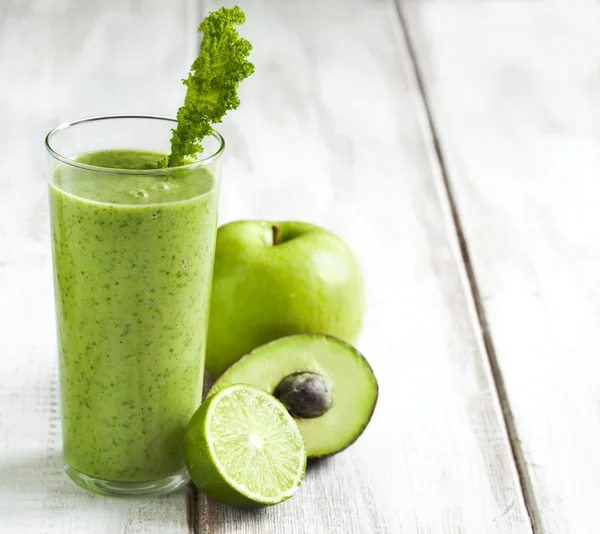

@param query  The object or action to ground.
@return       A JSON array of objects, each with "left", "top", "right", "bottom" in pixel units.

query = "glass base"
[{"left": 64, "top": 464, "right": 190, "bottom": 497}]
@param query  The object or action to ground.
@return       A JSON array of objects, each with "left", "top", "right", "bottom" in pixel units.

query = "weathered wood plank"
[
  {"left": 195, "top": 1, "right": 532, "bottom": 532},
  {"left": 0, "top": 1, "right": 197, "bottom": 532},
  {"left": 0, "top": 0, "right": 535, "bottom": 531},
  {"left": 400, "top": 0, "right": 600, "bottom": 532}
]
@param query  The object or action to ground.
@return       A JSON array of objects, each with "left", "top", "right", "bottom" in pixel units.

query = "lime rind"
[{"left": 187, "top": 384, "right": 306, "bottom": 507}]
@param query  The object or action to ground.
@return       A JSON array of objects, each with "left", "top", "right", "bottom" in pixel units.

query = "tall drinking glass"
[{"left": 45, "top": 115, "right": 223, "bottom": 496}]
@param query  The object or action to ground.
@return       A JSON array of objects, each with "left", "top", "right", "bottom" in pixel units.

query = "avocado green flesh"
[{"left": 209, "top": 335, "right": 378, "bottom": 457}]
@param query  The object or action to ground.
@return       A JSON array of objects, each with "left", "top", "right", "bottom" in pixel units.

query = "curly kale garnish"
[{"left": 167, "top": 6, "right": 254, "bottom": 167}]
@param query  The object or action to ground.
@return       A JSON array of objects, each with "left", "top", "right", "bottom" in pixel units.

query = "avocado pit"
[{"left": 273, "top": 371, "right": 333, "bottom": 419}]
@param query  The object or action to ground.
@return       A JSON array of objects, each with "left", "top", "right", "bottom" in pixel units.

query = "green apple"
[{"left": 206, "top": 221, "right": 364, "bottom": 377}]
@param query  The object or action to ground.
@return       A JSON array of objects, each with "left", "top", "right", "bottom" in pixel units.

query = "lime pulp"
[{"left": 184, "top": 384, "right": 306, "bottom": 508}]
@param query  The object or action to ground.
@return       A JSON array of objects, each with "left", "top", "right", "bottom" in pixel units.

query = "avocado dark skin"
[{"left": 273, "top": 371, "right": 333, "bottom": 419}]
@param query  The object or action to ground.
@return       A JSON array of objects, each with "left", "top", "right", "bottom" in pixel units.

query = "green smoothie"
[{"left": 49, "top": 150, "right": 219, "bottom": 482}]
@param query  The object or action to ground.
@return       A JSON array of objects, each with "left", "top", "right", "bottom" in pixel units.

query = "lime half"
[{"left": 184, "top": 384, "right": 306, "bottom": 508}]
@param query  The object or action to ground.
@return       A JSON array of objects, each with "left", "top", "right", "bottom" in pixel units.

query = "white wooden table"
[{"left": 1, "top": 0, "right": 598, "bottom": 532}]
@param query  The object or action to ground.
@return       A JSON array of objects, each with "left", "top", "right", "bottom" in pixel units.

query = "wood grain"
[
  {"left": 0, "top": 1, "right": 196, "bottom": 532},
  {"left": 0, "top": 0, "right": 534, "bottom": 532},
  {"left": 194, "top": 1, "right": 531, "bottom": 532},
  {"left": 399, "top": 0, "right": 600, "bottom": 532}
]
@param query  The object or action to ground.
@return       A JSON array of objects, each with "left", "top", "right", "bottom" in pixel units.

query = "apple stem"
[{"left": 272, "top": 224, "right": 281, "bottom": 246}]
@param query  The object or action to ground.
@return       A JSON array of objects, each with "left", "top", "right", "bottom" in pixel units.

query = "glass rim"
[{"left": 45, "top": 114, "right": 225, "bottom": 176}]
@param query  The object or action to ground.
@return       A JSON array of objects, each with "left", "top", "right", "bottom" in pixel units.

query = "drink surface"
[{"left": 49, "top": 150, "right": 219, "bottom": 481}]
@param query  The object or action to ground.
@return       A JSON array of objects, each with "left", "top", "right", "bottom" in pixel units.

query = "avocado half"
[{"left": 208, "top": 334, "right": 378, "bottom": 458}]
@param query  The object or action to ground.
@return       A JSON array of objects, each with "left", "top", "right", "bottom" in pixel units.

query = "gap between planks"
[
  {"left": 393, "top": 1, "right": 543, "bottom": 532},
  {"left": 187, "top": 484, "right": 198, "bottom": 534},
  {"left": 187, "top": 0, "right": 205, "bottom": 531}
]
